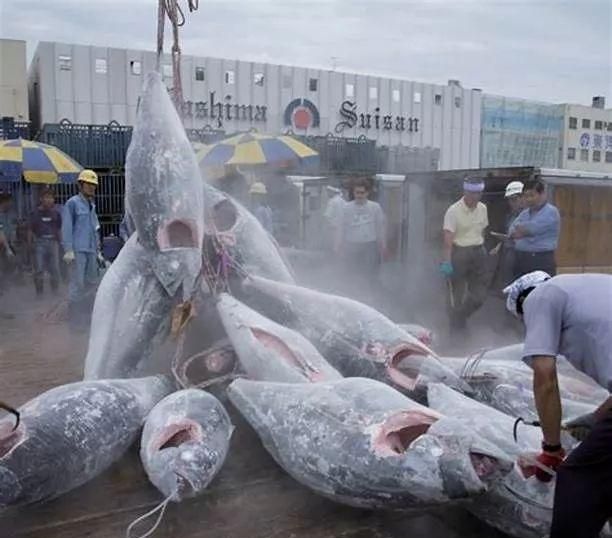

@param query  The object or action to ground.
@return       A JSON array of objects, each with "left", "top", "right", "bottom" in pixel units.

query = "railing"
[{"left": 0, "top": 117, "right": 31, "bottom": 140}]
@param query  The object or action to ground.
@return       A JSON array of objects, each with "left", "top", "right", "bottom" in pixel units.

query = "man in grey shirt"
[{"left": 503, "top": 271, "right": 612, "bottom": 538}]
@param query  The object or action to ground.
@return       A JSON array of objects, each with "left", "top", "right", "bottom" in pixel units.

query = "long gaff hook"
[{"left": 0, "top": 401, "right": 20, "bottom": 431}]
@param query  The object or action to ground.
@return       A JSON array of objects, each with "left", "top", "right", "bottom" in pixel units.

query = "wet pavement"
[{"left": 0, "top": 281, "right": 512, "bottom": 538}]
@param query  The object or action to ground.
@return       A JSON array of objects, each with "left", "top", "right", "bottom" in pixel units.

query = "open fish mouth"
[
  {"left": 154, "top": 420, "right": 203, "bottom": 451},
  {"left": 371, "top": 410, "right": 501, "bottom": 482},
  {"left": 250, "top": 327, "right": 325, "bottom": 382},
  {"left": 386, "top": 344, "right": 432, "bottom": 391},
  {"left": 157, "top": 219, "right": 200, "bottom": 250}
]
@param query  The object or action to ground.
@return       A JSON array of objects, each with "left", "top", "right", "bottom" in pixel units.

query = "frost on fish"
[
  {"left": 243, "top": 276, "right": 469, "bottom": 401},
  {"left": 84, "top": 234, "right": 175, "bottom": 380},
  {"left": 202, "top": 182, "right": 294, "bottom": 284},
  {"left": 438, "top": 344, "right": 608, "bottom": 421},
  {"left": 216, "top": 293, "right": 341, "bottom": 383},
  {"left": 125, "top": 71, "right": 203, "bottom": 299},
  {"left": 427, "top": 383, "right": 574, "bottom": 538},
  {"left": 140, "top": 389, "right": 233, "bottom": 501},
  {"left": 0, "top": 376, "right": 174, "bottom": 507},
  {"left": 228, "top": 377, "right": 511, "bottom": 510}
]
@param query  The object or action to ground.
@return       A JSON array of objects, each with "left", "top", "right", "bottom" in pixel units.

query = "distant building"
[
  {"left": 480, "top": 95, "right": 563, "bottom": 168},
  {"left": 0, "top": 39, "right": 29, "bottom": 121},
  {"left": 559, "top": 97, "right": 612, "bottom": 173},
  {"left": 28, "top": 41, "right": 482, "bottom": 170}
]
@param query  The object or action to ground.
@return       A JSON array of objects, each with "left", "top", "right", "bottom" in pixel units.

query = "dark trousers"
[
  {"left": 33, "top": 237, "right": 60, "bottom": 292},
  {"left": 513, "top": 250, "right": 556, "bottom": 279},
  {"left": 448, "top": 245, "right": 488, "bottom": 326},
  {"left": 550, "top": 409, "right": 612, "bottom": 538}
]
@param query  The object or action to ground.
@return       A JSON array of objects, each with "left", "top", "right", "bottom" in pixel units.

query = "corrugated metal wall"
[{"left": 30, "top": 41, "right": 482, "bottom": 170}]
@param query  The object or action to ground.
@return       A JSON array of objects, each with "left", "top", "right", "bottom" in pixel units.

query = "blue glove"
[{"left": 439, "top": 261, "right": 454, "bottom": 277}]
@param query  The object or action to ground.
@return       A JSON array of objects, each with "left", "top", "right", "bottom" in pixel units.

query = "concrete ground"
[{"left": 0, "top": 270, "right": 513, "bottom": 538}]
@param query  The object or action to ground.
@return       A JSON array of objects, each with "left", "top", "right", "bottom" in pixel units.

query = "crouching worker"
[{"left": 503, "top": 271, "right": 612, "bottom": 538}]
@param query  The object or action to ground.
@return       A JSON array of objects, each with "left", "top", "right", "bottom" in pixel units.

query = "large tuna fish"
[
  {"left": 0, "top": 376, "right": 173, "bottom": 507},
  {"left": 216, "top": 293, "right": 341, "bottom": 383},
  {"left": 202, "top": 183, "right": 294, "bottom": 284},
  {"left": 140, "top": 389, "right": 233, "bottom": 502},
  {"left": 227, "top": 377, "right": 511, "bottom": 510},
  {"left": 243, "top": 276, "right": 469, "bottom": 401},
  {"left": 438, "top": 344, "right": 609, "bottom": 421},
  {"left": 125, "top": 71, "right": 203, "bottom": 300},
  {"left": 427, "top": 383, "right": 577, "bottom": 538},
  {"left": 84, "top": 234, "right": 176, "bottom": 380}
]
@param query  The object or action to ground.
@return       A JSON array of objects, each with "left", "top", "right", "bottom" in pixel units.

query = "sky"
[{"left": 1, "top": 0, "right": 611, "bottom": 105}]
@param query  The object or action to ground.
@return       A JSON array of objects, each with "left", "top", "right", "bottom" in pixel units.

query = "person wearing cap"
[
  {"left": 62, "top": 169, "right": 102, "bottom": 323},
  {"left": 28, "top": 188, "right": 62, "bottom": 296},
  {"left": 440, "top": 178, "right": 489, "bottom": 331},
  {"left": 509, "top": 178, "right": 560, "bottom": 278},
  {"left": 249, "top": 181, "right": 274, "bottom": 235},
  {"left": 503, "top": 271, "right": 612, "bottom": 538},
  {"left": 490, "top": 180, "right": 525, "bottom": 286}
]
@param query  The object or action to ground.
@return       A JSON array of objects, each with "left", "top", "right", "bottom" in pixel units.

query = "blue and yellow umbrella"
[
  {"left": 0, "top": 138, "right": 83, "bottom": 184},
  {"left": 198, "top": 132, "right": 318, "bottom": 168}
]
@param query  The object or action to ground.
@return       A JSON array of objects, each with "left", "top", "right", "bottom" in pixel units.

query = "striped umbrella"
[
  {"left": 198, "top": 132, "right": 318, "bottom": 168},
  {"left": 0, "top": 138, "right": 83, "bottom": 184}
]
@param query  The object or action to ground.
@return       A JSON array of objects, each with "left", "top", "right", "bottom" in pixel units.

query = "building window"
[
  {"left": 282, "top": 74, "right": 292, "bottom": 89},
  {"left": 254, "top": 73, "right": 264, "bottom": 87},
  {"left": 392, "top": 89, "right": 400, "bottom": 103},
  {"left": 569, "top": 117, "right": 577, "bottom": 129},
  {"left": 593, "top": 150, "right": 601, "bottom": 162},
  {"left": 95, "top": 58, "right": 107, "bottom": 74},
  {"left": 195, "top": 67, "right": 205, "bottom": 81},
  {"left": 434, "top": 94, "right": 442, "bottom": 105},
  {"left": 414, "top": 91, "right": 422, "bottom": 104},
  {"left": 567, "top": 147, "right": 576, "bottom": 160},
  {"left": 606, "top": 151, "right": 612, "bottom": 163},
  {"left": 369, "top": 87, "right": 378, "bottom": 100},
  {"left": 580, "top": 149, "right": 589, "bottom": 161},
  {"left": 345, "top": 83, "right": 354, "bottom": 98},
  {"left": 129, "top": 60, "right": 142, "bottom": 75},
  {"left": 454, "top": 96, "right": 461, "bottom": 108},
  {"left": 162, "top": 64, "right": 172, "bottom": 78},
  {"left": 58, "top": 55, "right": 72, "bottom": 71},
  {"left": 582, "top": 118, "right": 591, "bottom": 129},
  {"left": 607, "top": 122, "right": 612, "bottom": 131},
  {"left": 595, "top": 120, "right": 603, "bottom": 130},
  {"left": 309, "top": 78, "right": 318, "bottom": 92},
  {"left": 225, "top": 70, "right": 235, "bottom": 84}
]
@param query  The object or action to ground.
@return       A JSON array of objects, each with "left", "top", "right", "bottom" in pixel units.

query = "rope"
[{"left": 125, "top": 493, "right": 173, "bottom": 538}]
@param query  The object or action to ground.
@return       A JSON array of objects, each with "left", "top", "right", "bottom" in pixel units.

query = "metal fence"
[{"left": 0, "top": 117, "right": 32, "bottom": 140}]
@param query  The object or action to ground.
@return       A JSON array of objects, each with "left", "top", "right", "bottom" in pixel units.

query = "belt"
[
  {"left": 453, "top": 244, "right": 484, "bottom": 250},
  {"left": 37, "top": 235, "right": 57, "bottom": 240}
]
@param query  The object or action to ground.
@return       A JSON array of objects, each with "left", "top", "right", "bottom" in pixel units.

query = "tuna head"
[
  {"left": 227, "top": 377, "right": 509, "bottom": 509},
  {"left": 216, "top": 293, "right": 341, "bottom": 383},
  {"left": 243, "top": 276, "right": 470, "bottom": 400},
  {"left": 202, "top": 183, "right": 295, "bottom": 283},
  {"left": 125, "top": 71, "right": 204, "bottom": 298},
  {"left": 140, "top": 390, "right": 233, "bottom": 501}
]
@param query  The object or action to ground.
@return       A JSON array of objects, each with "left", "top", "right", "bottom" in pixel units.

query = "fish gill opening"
[
  {"left": 375, "top": 411, "right": 438, "bottom": 455},
  {"left": 157, "top": 421, "right": 202, "bottom": 451},
  {"left": 158, "top": 219, "right": 199, "bottom": 249},
  {"left": 213, "top": 200, "right": 238, "bottom": 232},
  {"left": 386, "top": 345, "right": 430, "bottom": 391},
  {"left": 250, "top": 327, "right": 323, "bottom": 382}
]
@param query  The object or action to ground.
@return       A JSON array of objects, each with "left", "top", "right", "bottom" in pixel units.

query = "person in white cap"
[
  {"left": 503, "top": 271, "right": 612, "bottom": 538},
  {"left": 440, "top": 177, "right": 489, "bottom": 331}
]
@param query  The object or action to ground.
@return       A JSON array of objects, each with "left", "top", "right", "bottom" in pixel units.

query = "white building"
[
  {"left": 0, "top": 39, "right": 29, "bottom": 120},
  {"left": 28, "top": 41, "right": 482, "bottom": 170},
  {"left": 559, "top": 98, "right": 612, "bottom": 173}
]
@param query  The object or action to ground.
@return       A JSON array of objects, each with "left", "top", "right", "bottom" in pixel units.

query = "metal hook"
[{"left": 0, "top": 401, "right": 20, "bottom": 431}]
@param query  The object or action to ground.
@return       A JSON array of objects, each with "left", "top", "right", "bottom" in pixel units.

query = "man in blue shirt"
[
  {"left": 62, "top": 170, "right": 101, "bottom": 323},
  {"left": 509, "top": 178, "right": 560, "bottom": 278}
]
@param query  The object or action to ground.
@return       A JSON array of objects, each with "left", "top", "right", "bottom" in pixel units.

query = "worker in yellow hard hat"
[
  {"left": 249, "top": 181, "right": 274, "bottom": 234},
  {"left": 61, "top": 169, "right": 102, "bottom": 328}
]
